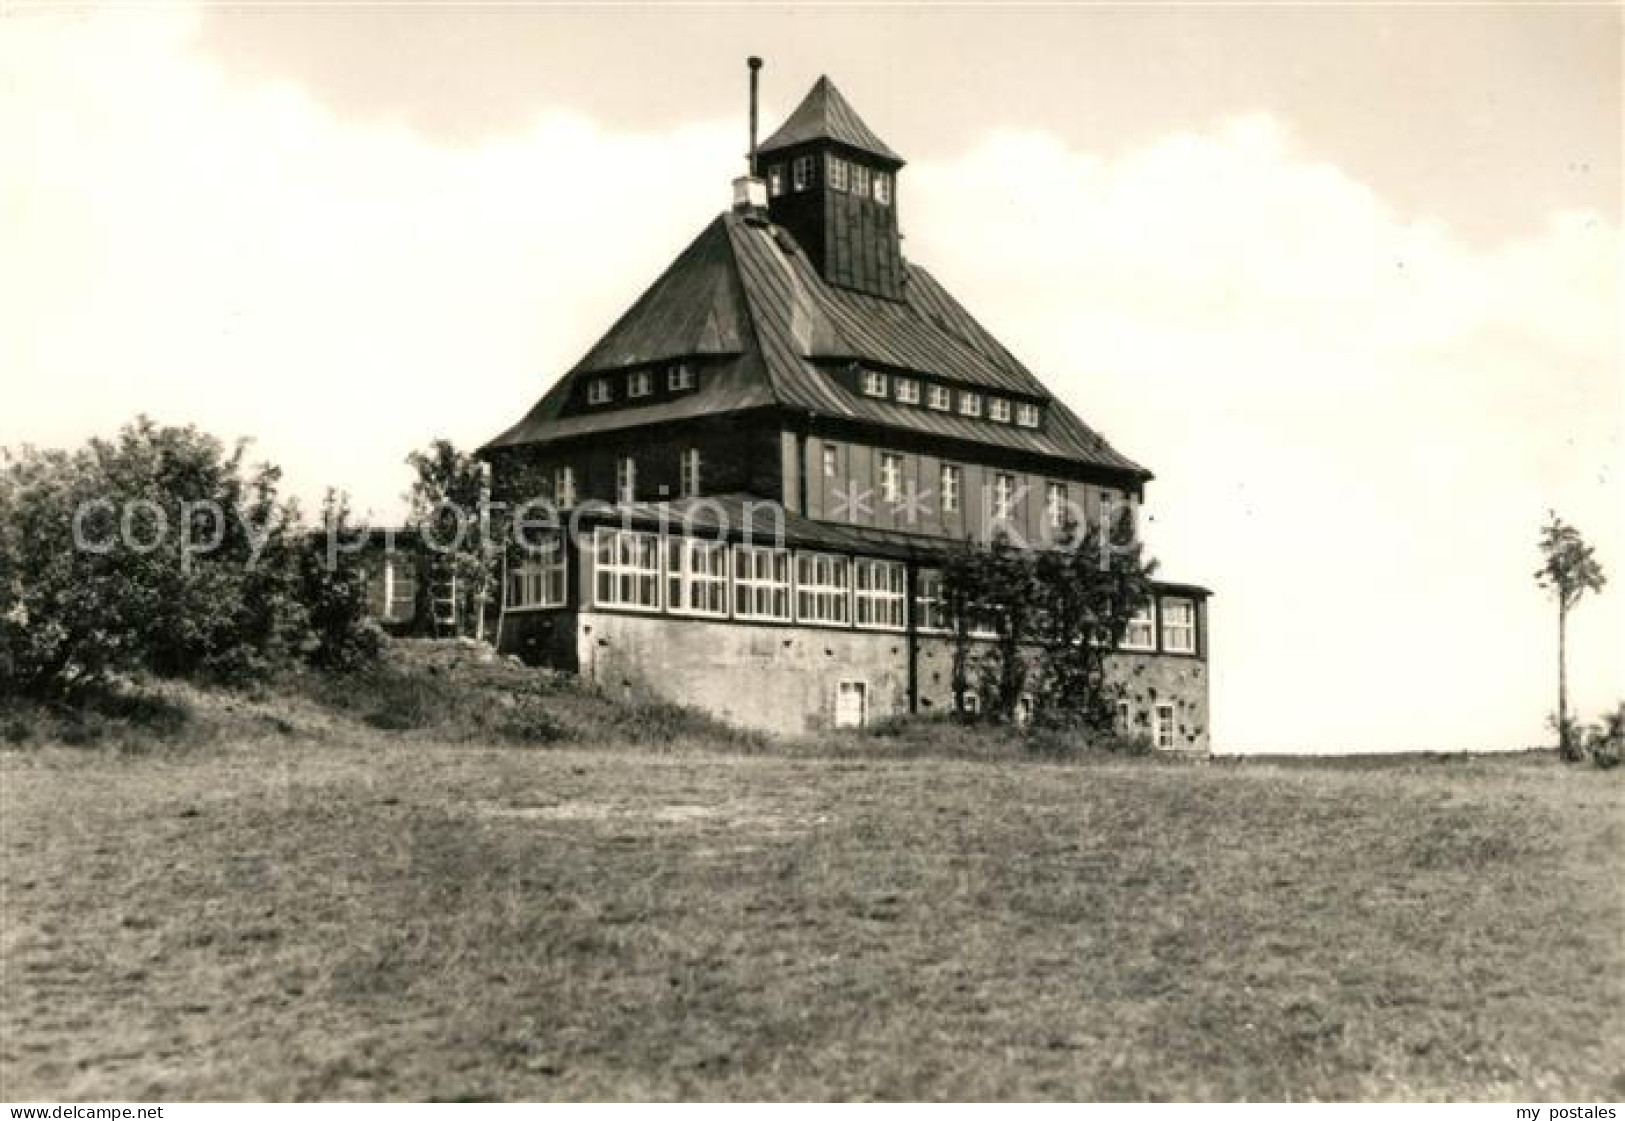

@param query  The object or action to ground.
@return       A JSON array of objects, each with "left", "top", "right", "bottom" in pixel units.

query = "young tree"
[
  {"left": 404, "top": 439, "right": 496, "bottom": 641},
  {"left": 1535, "top": 512, "right": 1607, "bottom": 761}
]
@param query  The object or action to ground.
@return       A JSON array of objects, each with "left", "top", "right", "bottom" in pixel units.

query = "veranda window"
[
  {"left": 665, "top": 537, "right": 728, "bottom": 617},
  {"left": 1122, "top": 603, "right": 1155, "bottom": 650},
  {"left": 796, "top": 551, "right": 852, "bottom": 625},
  {"left": 594, "top": 528, "right": 660, "bottom": 610},
  {"left": 733, "top": 544, "right": 791, "bottom": 621},
  {"left": 507, "top": 539, "right": 567, "bottom": 610},
  {"left": 914, "top": 567, "right": 950, "bottom": 632},
  {"left": 1161, "top": 598, "right": 1196, "bottom": 653},
  {"left": 855, "top": 558, "right": 907, "bottom": 630}
]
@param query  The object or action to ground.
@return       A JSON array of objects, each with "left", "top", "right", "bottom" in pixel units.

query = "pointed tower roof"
[{"left": 757, "top": 76, "right": 903, "bottom": 166}]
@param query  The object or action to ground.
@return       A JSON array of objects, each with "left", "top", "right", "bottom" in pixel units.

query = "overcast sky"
[{"left": 3, "top": 3, "right": 1619, "bottom": 752}]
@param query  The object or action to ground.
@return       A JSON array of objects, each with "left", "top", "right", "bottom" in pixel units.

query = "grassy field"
[{"left": 2, "top": 661, "right": 1621, "bottom": 1101}]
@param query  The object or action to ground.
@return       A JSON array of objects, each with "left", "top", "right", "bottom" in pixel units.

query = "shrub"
[{"left": 1583, "top": 704, "right": 1623, "bottom": 770}]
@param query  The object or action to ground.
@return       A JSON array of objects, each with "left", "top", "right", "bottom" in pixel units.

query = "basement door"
[{"left": 835, "top": 680, "right": 868, "bottom": 729}]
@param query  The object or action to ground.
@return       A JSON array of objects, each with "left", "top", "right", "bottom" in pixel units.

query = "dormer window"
[
  {"left": 587, "top": 378, "right": 611, "bottom": 405},
  {"left": 959, "top": 391, "right": 983, "bottom": 418},
  {"left": 874, "top": 172, "right": 892, "bottom": 206},
  {"left": 1016, "top": 402, "right": 1041, "bottom": 428},
  {"left": 667, "top": 363, "right": 696, "bottom": 391},
  {"left": 861, "top": 369, "right": 888, "bottom": 398},
  {"left": 628, "top": 370, "right": 653, "bottom": 398},
  {"left": 926, "top": 384, "right": 951, "bottom": 411},
  {"left": 828, "top": 157, "right": 848, "bottom": 191},
  {"left": 792, "top": 155, "right": 814, "bottom": 192},
  {"left": 988, "top": 397, "right": 1012, "bottom": 423},
  {"left": 767, "top": 165, "right": 785, "bottom": 197},
  {"left": 895, "top": 377, "right": 920, "bottom": 405},
  {"left": 852, "top": 165, "right": 871, "bottom": 198}
]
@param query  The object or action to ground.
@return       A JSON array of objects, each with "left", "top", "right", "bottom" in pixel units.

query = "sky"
[{"left": 2, "top": 2, "right": 1620, "bottom": 752}]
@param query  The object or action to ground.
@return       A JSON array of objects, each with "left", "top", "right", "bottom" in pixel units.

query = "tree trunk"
[{"left": 1558, "top": 600, "right": 1571, "bottom": 759}]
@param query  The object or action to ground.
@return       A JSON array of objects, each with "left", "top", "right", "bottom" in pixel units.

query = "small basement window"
[
  {"left": 835, "top": 679, "right": 868, "bottom": 729},
  {"left": 1153, "top": 703, "right": 1177, "bottom": 749}
]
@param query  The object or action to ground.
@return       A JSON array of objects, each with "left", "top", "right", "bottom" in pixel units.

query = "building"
[{"left": 479, "top": 69, "right": 1211, "bottom": 746}]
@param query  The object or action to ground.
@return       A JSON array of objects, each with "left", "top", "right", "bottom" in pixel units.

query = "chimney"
[{"left": 732, "top": 57, "right": 768, "bottom": 219}]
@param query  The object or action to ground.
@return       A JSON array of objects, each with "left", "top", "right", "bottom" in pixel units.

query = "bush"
[
  {"left": 1583, "top": 704, "right": 1623, "bottom": 770},
  {"left": 0, "top": 419, "right": 380, "bottom": 698}
]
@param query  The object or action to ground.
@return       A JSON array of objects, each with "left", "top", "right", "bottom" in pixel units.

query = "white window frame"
[
  {"left": 382, "top": 556, "right": 417, "bottom": 622},
  {"left": 914, "top": 567, "right": 950, "bottom": 633},
  {"left": 861, "top": 369, "right": 888, "bottom": 398},
  {"left": 879, "top": 453, "right": 903, "bottom": 504},
  {"left": 851, "top": 164, "right": 872, "bottom": 198},
  {"left": 680, "top": 447, "right": 702, "bottom": 498},
  {"left": 854, "top": 557, "right": 907, "bottom": 631},
  {"left": 993, "top": 473, "right": 1016, "bottom": 522},
  {"left": 792, "top": 155, "right": 814, "bottom": 192},
  {"left": 1153, "top": 703, "right": 1177, "bottom": 750},
  {"left": 835, "top": 679, "right": 868, "bottom": 729},
  {"left": 926, "top": 384, "right": 952, "bottom": 411},
  {"left": 667, "top": 362, "right": 696, "bottom": 391},
  {"left": 593, "top": 528, "right": 661, "bottom": 612},
  {"left": 1161, "top": 598, "right": 1197, "bottom": 654},
  {"left": 894, "top": 377, "right": 921, "bottom": 405},
  {"left": 665, "top": 536, "right": 729, "bottom": 618},
  {"left": 822, "top": 444, "right": 839, "bottom": 477},
  {"left": 554, "top": 466, "right": 577, "bottom": 508},
  {"left": 767, "top": 164, "right": 785, "bottom": 197},
  {"left": 1122, "top": 602, "right": 1156, "bottom": 651},
  {"left": 616, "top": 456, "right": 637, "bottom": 504},
  {"left": 507, "top": 540, "right": 567, "bottom": 611},
  {"left": 1016, "top": 402, "right": 1041, "bottom": 428},
  {"left": 988, "top": 397, "right": 1012, "bottom": 423},
  {"left": 795, "top": 550, "right": 852, "bottom": 627},
  {"left": 959, "top": 391, "right": 983, "bottom": 418},
  {"left": 874, "top": 172, "right": 892, "bottom": 206},
  {"left": 628, "top": 370, "right": 653, "bottom": 399},
  {"left": 828, "top": 156, "right": 849, "bottom": 191},
  {"left": 1046, "top": 481, "right": 1068, "bottom": 530},
  {"left": 733, "top": 543, "right": 792, "bottom": 622},
  {"left": 940, "top": 464, "right": 961, "bottom": 513},
  {"left": 587, "top": 378, "right": 611, "bottom": 405}
]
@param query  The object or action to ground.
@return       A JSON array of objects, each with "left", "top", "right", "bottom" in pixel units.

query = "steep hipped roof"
[
  {"left": 483, "top": 213, "right": 1147, "bottom": 479},
  {"left": 756, "top": 76, "right": 904, "bottom": 166}
]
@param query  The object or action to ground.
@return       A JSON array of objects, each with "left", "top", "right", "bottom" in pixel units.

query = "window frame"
[
  {"left": 1161, "top": 597, "right": 1197, "bottom": 654},
  {"left": 587, "top": 378, "right": 611, "bottom": 406},
  {"left": 767, "top": 164, "right": 785, "bottom": 197},
  {"left": 822, "top": 444, "right": 840, "bottom": 478},
  {"left": 861, "top": 369, "right": 888, "bottom": 398},
  {"left": 506, "top": 539, "right": 568, "bottom": 612},
  {"left": 795, "top": 550, "right": 853, "bottom": 627},
  {"left": 926, "top": 384, "right": 952, "bottom": 411},
  {"left": 382, "top": 556, "right": 417, "bottom": 622},
  {"left": 988, "top": 397, "right": 1012, "bottom": 423},
  {"left": 792, "top": 155, "right": 814, "bottom": 192},
  {"left": 914, "top": 567, "right": 950, "bottom": 633},
  {"left": 679, "top": 447, "right": 702, "bottom": 498},
  {"left": 615, "top": 456, "right": 637, "bottom": 505},
  {"left": 1121, "top": 602, "right": 1156, "bottom": 651},
  {"left": 665, "top": 536, "right": 729, "bottom": 619},
  {"left": 592, "top": 527, "right": 662, "bottom": 612},
  {"left": 959, "top": 391, "right": 983, "bottom": 418},
  {"left": 1153, "top": 703, "right": 1177, "bottom": 750},
  {"left": 854, "top": 557, "right": 907, "bottom": 632},
  {"left": 732, "top": 543, "right": 792, "bottom": 622},
  {"left": 628, "top": 370, "right": 653, "bottom": 399},
  {"left": 874, "top": 171, "right": 892, "bottom": 205},
  {"left": 879, "top": 453, "right": 903, "bottom": 505},
  {"left": 992, "top": 472, "right": 1017, "bottom": 522},
  {"left": 667, "top": 362, "right": 696, "bottom": 392},
  {"left": 827, "top": 156, "right": 849, "bottom": 191},
  {"left": 1016, "top": 402, "right": 1041, "bottom": 428},
  {"left": 1045, "top": 481, "right": 1068, "bottom": 530},
  {"left": 939, "top": 463, "right": 962, "bottom": 513},
  {"left": 553, "top": 465, "right": 576, "bottom": 508},
  {"left": 894, "top": 377, "right": 921, "bottom": 405}
]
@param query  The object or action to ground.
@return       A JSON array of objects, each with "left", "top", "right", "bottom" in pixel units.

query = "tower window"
[
  {"left": 894, "top": 377, "right": 920, "bottom": 404},
  {"left": 874, "top": 172, "right": 892, "bottom": 206},
  {"left": 1016, "top": 402, "right": 1041, "bottom": 428},
  {"left": 628, "top": 370, "right": 653, "bottom": 398},
  {"left": 861, "top": 369, "right": 888, "bottom": 398},
  {"left": 587, "top": 378, "right": 611, "bottom": 405},
  {"left": 989, "top": 397, "right": 1012, "bottom": 423},
  {"left": 767, "top": 164, "right": 785, "bottom": 197},
  {"left": 828, "top": 157, "right": 848, "bottom": 191},
  {"left": 822, "top": 444, "right": 840, "bottom": 477},
  {"left": 926, "top": 384, "right": 952, "bottom": 411},
  {"left": 792, "top": 155, "right": 814, "bottom": 192},
  {"left": 959, "top": 392, "right": 983, "bottom": 418},
  {"left": 852, "top": 164, "right": 871, "bottom": 198},
  {"left": 667, "top": 362, "right": 696, "bottom": 391}
]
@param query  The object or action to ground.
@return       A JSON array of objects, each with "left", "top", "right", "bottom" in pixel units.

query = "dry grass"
[{"left": 1, "top": 665, "right": 1621, "bottom": 1101}]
